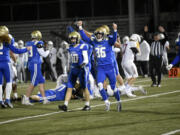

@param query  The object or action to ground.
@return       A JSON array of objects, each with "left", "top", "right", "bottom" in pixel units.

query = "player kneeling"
[{"left": 58, "top": 31, "right": 90, "bottom": 112}]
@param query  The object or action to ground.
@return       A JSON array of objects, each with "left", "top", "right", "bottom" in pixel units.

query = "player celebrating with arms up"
[
  {"left": 58, "top": 31, "right": 90, "bottom": 112},
  {"left": 0, "top": 26, "right": 30, "bottom": 108},
  {"left": 77, "top": 21, "right": 121, "bottom": 112}
]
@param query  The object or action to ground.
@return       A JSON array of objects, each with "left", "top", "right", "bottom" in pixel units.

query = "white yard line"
[
  {"left": 0, "top": 90, "right": 180, "bottom": 125},
  {"left": 161, "top": 129, "right": 180, "bottom": 135}
]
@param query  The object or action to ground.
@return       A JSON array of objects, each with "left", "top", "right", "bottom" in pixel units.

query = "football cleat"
[
  {"left": 157, "top": 84, "right": 161, "bottom": 88},
  {"left": 43, "top": 99, "right": 50, "bottom": 105},
  {"left": 5, "top": 100, "right": 13, "bottom": 108},
  {"left": 58, "top": 105, "right": 68, "bottom": 112},
  {"left": 151, "top": 83, "right": 156, "bottom": 87},
  {"left": 21, "top": 95, "right": 33, "bottom": 106},
  {"left": 82, "top": 105, "right": 91, "bottom": 111},
  {"left": 0, "top": 101, "right": 7, "bottom": 108},
  {"left": 126, "top": 92, "right": 136, "bottom": 98},
  {"left": 117, "top": 102, "right": 122, "bottom": 112},
  {"left": 105, "top": 101, "right": 111, "bottom": 111},
  {"left": 139, "top": 86, "right": 147, "bottom": 95}
]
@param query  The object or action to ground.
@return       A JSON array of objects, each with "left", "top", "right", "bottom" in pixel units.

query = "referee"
[{"left": 149, "top": 32, "right": 167, "bottom": 87}]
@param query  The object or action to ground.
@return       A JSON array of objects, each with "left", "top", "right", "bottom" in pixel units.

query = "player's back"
[
  {"left": 122, "top": 41, "right": 137, "bottom": 63},
  {"left": 26, "top": 40, "right": 43, "bottom": 64},
  {"left": 0, "top": 37, "right": 14, "bottom": 62}
]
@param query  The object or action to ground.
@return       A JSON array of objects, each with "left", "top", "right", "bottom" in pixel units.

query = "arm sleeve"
[
  {"left": 79, "top": 30, "right": 92, "bottom": 44},
  {"left": 37, "top": 48, "right": 49, "bottom": 58},
  {"left": 9, "top": 39, "right": 28, "bottom": 54},
  {"left": 108, "top": 31, "right": 117, "bottom": 45}
]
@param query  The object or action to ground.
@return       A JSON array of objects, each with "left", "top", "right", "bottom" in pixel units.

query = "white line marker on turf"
[
  {"left": 161, "top": 129, "right": 180, "bottom": 135},
  {"left": 0, "top": 90, "right": 180, "bottom": 125}
]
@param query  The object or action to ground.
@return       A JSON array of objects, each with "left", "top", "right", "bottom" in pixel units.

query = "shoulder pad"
[{"left": 80, "top": 44, "right": 88, "bottom": 50}]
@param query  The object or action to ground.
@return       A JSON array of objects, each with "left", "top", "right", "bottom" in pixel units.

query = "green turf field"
[{"left": 0, "top": 76, "right": 180, "bottom": 135}]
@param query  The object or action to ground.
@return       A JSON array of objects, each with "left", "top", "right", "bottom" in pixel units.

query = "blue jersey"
[
  {"left": 0, "top": 35, "right": 27, "bottom": 62},
  {"left": 171, "top": 40, "right": 180, "bottom": 65},
  {"left": 79, "top": 30, "right": 117, "bottom": 68},
  {"left": 68, "top": 43, "right": 88, "bottom": 68},
  {"left": 32, "top": 83, "right": 67, "bottom": 102},
  {"left": 26, "top": 40, "right": 44, "bottom": 64}
]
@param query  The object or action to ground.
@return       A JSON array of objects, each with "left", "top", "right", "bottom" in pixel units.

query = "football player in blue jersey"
[
  {"left": 58, "top": 31, "right": 90, "bottom": 111},
  {"left": 77, "top": 21, "right": 121, "bottom": 112},
  {"left": 166, "top": 33, "right": 180, "bottom": 70},
  {"left": 0, "top": 26, "right": 30, "bottom": 108},
  {"left": 22, "top": 30, "right": 50, "bottom": 105}
]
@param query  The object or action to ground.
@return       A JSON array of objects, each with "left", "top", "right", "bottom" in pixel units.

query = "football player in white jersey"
[
  {"left": 121, "top": 34, "right": 142, "bottom": 97},
  {"left": 17, "top": 40, "right": 28, "bottom": 83},
  {"left": 48, "top": 41, "right": 58, "bottom": 81}
]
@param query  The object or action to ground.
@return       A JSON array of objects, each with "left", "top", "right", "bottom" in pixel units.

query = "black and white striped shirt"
[{"left": 150, "top": 41, "right": 164, "bottom": 56}]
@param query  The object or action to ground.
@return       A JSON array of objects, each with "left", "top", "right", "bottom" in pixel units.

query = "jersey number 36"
[{"left": 95, "top": 47, "right": 106, "bottom": 58}]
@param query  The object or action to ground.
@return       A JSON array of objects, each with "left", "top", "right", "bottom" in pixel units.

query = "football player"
[
  {"left": 58, "top": 31, "right": 90, "bottom": 111},
  {"left": 77, "top": 21, "right": 121, "bottom": 112},
  {"left": 22, "top": 30, "right": 50, "bottom": 105},
  {"left": 121, "top": 34, "right": 141, "bottom": 97},
  {"left": 166, "top": 33, "right": 180, "bottom": 70},
  {"left": 0, "top": 26, "right": 30, "bottom": 108}
]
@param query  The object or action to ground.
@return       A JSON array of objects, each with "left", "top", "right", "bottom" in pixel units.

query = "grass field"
[{"left": 0, "top": 76, "right": 180, "bottom": 135}]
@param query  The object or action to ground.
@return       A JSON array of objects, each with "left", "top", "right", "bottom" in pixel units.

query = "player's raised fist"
[
  {"left": 112, "top": 23, "right": 117, "bottom": 31},
  {"left": 76, "top": 21, "right": 83, "bottom": 27}
]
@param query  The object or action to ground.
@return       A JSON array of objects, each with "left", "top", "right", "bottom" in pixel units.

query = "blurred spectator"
[
  {"left": 143, "top": 25, "right": 152, "bottom": 44},
  {"left": 136, "top": 37, "right": 150, "bottom": 77}
]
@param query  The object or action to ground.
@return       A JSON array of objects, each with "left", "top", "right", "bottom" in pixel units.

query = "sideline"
[
  {"left": 0, "top": 90, "right": 180, "bottom": 125},
  {"left": 161, "top": 129, "right": 180, "bottom": 135}
]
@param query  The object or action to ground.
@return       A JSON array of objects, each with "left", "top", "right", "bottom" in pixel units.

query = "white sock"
[
  {"left": 14, "top": 93, "right": 18, "bottom": 98},
  {"left": 64, "top": 101, "right": 68, "bottom": 106},
  {"left": 0, "top": 85, "right": 2, "bottom": 101},
  {"left": 85, "top": 101, "right": 90, "bottom": 106},
  {"left": 5, "top": 83, "right": 12, "bottom": 100},
  {"left": 105, "top": 100, "right": 109, "bottom": 104},
  {"left": 43, "top": 97, "right": 47, "bottom": 101}
]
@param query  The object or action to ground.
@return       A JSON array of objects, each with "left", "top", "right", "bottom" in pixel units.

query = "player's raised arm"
[
  {"left": 109, "top": 23, "right": 117, "bottom": 45},
  {"left": 77, "top": 21, "right": 92, "bottom": 44},
  {"left": 36, "top": 41, "right": 49, "bottom": 58}
]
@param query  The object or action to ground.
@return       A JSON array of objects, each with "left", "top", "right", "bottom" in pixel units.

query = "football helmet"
[
  {"left": 122, "top": 36, "right": 129, "bottom": 44},
  {"left": 0, "top": 26, "right": 9, "bottom": 36},
  {"left": 101, "top": 25, "right": 110, "bottom": 35},
  {"left": 130, "top": 34, "right": 141, "bottom": 43},
  {"left": 68, "top": 31, "right": 81, "bottom": 45},
  {"left": 18, "top": 40, "right": 24, "bottom": 48},
  {"left": 48, "top": 41, "right": 53, "bottom": 50},
  {"left": 31, "top": 30, "right": 42, "bottom": 40},
  {"left": 94, "top": 27, "right": 105, "bottom": 42}
]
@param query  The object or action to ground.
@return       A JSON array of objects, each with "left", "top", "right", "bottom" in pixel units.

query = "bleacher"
[{"left": 2, "top": 15, "right": 150, "bottom": 42}]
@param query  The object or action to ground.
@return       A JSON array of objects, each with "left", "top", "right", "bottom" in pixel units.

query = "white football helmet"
[
  {"left": 18, "top": 40, "right": 24, "bottom": 48},
  {"left": 130, "top": 34, "right": 141, "bottom": 43},
  {"left": 122, "top": 36, "right": 129, "bottom": 44},
  {"left": 48, "top": 41, "right": 53, "bottom": 50}
]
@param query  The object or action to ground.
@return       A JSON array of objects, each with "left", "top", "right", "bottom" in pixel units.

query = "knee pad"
[{"left": 98, "top": 83, "right": 103, "bottom": 90}]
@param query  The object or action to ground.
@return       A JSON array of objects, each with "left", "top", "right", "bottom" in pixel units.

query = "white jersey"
[
  {"left": 122, "top": 41, "right": 137, "bottom": 64},
  {"left": 136, "top": 40, "right": 150, "bottom": 61},
  {"left": 49, "top": 47, "right": 57, "bottom": 64}
]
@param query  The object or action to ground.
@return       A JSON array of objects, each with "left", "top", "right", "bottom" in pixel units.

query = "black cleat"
[
  {"left": 82, "top": 105, "right": 91, "bottom": 111},
  {"left": 58, "top": 105, "right": 68, "bottom": 112},
  {"left": 5, "top": 101, "right": 13, "bottom": 108},
  {"left": 0, "top": 102, "right": 7, "bottom": 108}
]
